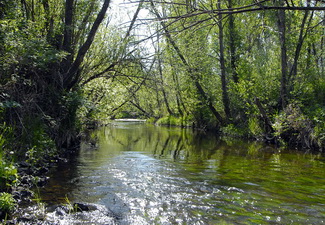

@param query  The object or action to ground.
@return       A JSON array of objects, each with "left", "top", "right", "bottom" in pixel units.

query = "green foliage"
[
  {"left": 181, "top": 114, "right": 195, "bottom": 127},
  {"left": 0, "top": 192, "right": 15, "bottom": 213},
  {"left": 17, "top": 117, "right": 56, "bottom": 165},
  {"left": 272, "top": 103, "right": 322, "bottom": 148},
  {"left": 0, "top": 124, "right": 17, "bottom": 191},
  {"left": 0, "top": 0, "right": 323, "bottom": 154},
  {"left": 220, "top": 124, "right": 247, "bottom": 138},
  {"left": 62, "top": 91, "right": 84, "bottom": 126},
  {"left": 0, "top": 162, "right": 17, "bottom": 191},
  {"left": 0, "top": 18, "right": 66, "bottom": 82},
  {"left": 311, "top": 124, "right": 325, "bottom": 148},
  {"left": 156, "top": 116, "right": 183, "bottom": 127},
  {"left": 155, "top": 115, "right": 195, "bottom": 127},
  {"left": 156, "top": 116, "right": 172, "bottom": 126},
  {"left": 55, "top": 91, "right": 85, "bottom": 149},
  {"left": 146, "top": 117, "right": 157, "bottom": 124},
  {"left": 115, "top": 111, "right": 134, "bottom": 119},
  {"left": 248, "top": 117, "right": 264, "bottom": 137},
  {"left": 310, "top": 106, "right": 325, "bottom": 148}
]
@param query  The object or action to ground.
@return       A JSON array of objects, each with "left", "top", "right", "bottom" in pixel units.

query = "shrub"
[
  {"left": 156, "top": 116, "right": 171, "bottom": 126},
  {"left": 146, "top": 117, "right": 157, "bottom": 124},
  {"left": 0, "top": 161, "right": 17, "bottom": 191},
  {"left": 156, "top": 116, "right": 183, "bottom": 126},
  {"left": 0, "top": 124, "right": 17, "bottom": 191},
  {"left": 310, "top": 107, "right": 325, "bottom": 148},
  {"left": 0, "top": 192, "right": 15, "bottom": 213},
  {"left": 273, "top": 104, "right": 316, "bottom": 149},
  {"left": 220, "top": 124, "right": 247, "bottom": 137},
  {"left": 248, "top": 117, "right": 264, "bottom": 137}
]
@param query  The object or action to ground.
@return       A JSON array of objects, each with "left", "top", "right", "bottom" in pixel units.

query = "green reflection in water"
[{"left": 41, "top": 122, "right": 325, "bottom": 224}]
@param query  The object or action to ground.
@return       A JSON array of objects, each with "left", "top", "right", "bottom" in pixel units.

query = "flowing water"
[{"left": 39, "top": 122, "right": 324, "bottom": 224}]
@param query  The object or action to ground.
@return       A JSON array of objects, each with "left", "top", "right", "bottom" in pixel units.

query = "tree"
[
  {"left": 149, "top": 0, "right": 225, "bottom": 126},
  {"left": 0, "top": 0, "right": 111, "bottom": 151}
]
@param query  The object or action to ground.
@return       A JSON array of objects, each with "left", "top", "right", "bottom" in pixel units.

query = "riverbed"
[{"left": 38, "top": 122, "right": 324, "bottom": 224}]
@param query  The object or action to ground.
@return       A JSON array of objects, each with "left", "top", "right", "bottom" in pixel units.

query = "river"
[{"left": 38, "top": 121, "right": 324, "bottom": 224}]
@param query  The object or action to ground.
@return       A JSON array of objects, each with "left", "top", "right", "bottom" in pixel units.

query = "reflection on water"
[{"left": 41, "top": 122, "right": 325, "bottom": 224}]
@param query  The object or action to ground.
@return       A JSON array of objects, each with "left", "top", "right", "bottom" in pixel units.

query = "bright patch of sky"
[
  {"left": 109, "top": 0, "right": 151, "bottom": 32},
  {"left": 109, "top": 0, "right": 156, "bottom": 56}
]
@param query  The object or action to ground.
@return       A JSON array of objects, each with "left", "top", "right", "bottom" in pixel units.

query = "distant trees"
[{"left": 94, "top": 0, "right": 324, "bottom": 149}]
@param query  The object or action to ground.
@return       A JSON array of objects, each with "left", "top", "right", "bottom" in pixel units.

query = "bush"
[
  {"left": 0, "top": 124, "right": 17, "bottom": 191},
  {"left": 272, "top": 103, "right": 317, "bottom": 149},
  {"left": 0, "top": 192, "right": 15, "bottom": 213},
  {"left": 220, "top": 124, "right": 247, "bottom": 137},
  {"left": 310, "top": 106, "right": 325, "bottom": 148},
  {"left": 156, "top": 116, "right": 183, "bottom": 126},
  {"left": 146, "top": 117, "right": 157, "bottom": 124},
  {"left": 0, "top": 161, "right": 17, "bottom": 191},
  {"left": 248, "top": 117, "right": 264, "bottom": 138},
  {"left": 156, "top": 116, "right": 171, "bottom": 126},
  {"left": 169, "top": 116, "right": 182, "bottom": 126}
]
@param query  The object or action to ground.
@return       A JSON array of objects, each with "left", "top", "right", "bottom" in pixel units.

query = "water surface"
[{"left": 41, "top": 122, "right": 325, "bottom": 224}]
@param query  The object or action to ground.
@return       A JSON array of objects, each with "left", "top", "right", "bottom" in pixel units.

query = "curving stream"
[{"left": 38, "top": 122, "right": 324, "bottom": 224}]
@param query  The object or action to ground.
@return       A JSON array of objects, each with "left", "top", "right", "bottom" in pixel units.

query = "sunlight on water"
[{"left": 40, "top": 122, "right": 325, "bottom": 224}]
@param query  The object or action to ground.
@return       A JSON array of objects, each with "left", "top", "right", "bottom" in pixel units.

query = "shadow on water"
[{"left": 39, "top": 122, "right": 325, "bottom": 224}]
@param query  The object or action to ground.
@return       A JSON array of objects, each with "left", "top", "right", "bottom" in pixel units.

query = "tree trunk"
[
  {"left": 21, "top": 0, "right": 30, "bottom": 20},
  {"left": 62, "top": 0, "right": 75, "bottom": 70},
  {"left": 218, "top": 0, "right": 231, "bottom": 121},
  {"left": 42, "top": 0, "right": 52, "bottom": 40},
  {"left": 255, "top": 97, "right": 275, "bottom": 133},
  {"left": 157, "top": 31, "right": 173, "bottom": 115},
  {"left": 277, "top": 1, "right": 288, "bottom": 109},
  {"left": 228, "top": 0, "right": 239, "bottom": 83},
  {"left": 64, "top": 0, "right": 111, "bottom": 90},
  {"left": 171, "top": 69, "right": 186, "bottom": 116},
  {"left": 289, "top": 1, "right": 312, "bottom": 85}
]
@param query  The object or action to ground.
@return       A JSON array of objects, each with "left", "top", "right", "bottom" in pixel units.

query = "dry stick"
[{"left": 150, "top": 0, "right": 224, "bottom": 125}]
